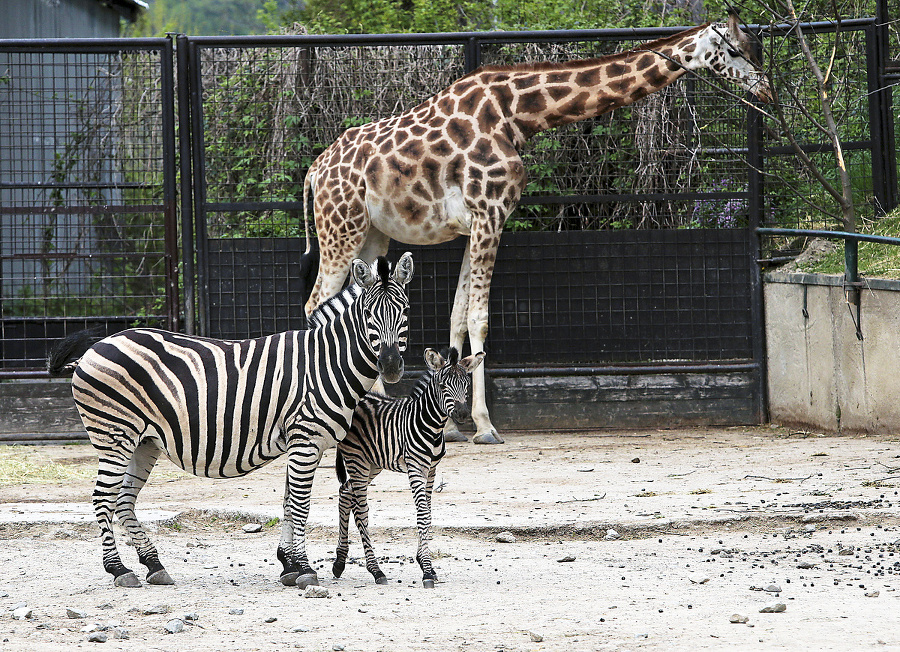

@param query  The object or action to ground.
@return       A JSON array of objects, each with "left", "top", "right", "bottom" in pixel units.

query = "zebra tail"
[
  {"left": 46, "top": 329, "right": 103, "bottom": 377},
  {"left": 335, "top": 448, "right": 348, "bottom": 485}
]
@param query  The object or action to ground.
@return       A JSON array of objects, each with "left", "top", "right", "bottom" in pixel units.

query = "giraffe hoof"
[
  {"left": 147, "top": 569, "right": 174, "bottom": 585},
  {"left": 443, "top": 431, "right": 469, "bottom": 443},
  {"left": 422, "top": 579, "right": 435, "bottom": 589},
  {"left": 280, "top": 571, "right": 299, "bottom": 586},
  {"left": 295, "top": 572, "right": 319, "bottom": 589},
  {"left": 114, "top": 572, "right": 142, "bottom": 588},
  {"left": 473, "top": 432, "right": 504, "bottom": 445}
]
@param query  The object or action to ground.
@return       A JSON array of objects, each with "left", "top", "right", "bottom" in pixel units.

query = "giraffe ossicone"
[{"left": 303, "top": 13, "right": 771, "bottom": 444}]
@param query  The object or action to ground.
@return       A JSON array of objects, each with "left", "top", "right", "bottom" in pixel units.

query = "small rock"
[
  {"left": 528, "top": 631, "right": 543, "bottom": 642},
  {"left": 759, "top": 602, "right": 786, "bottom": 613},
  {"left": 729, "top": 613, "right": 749, "bottom": 624},
  {"left": 164, "top": 618, "right": 184, "bottom": 634},
  {"left": 10, "top": 601, "right": 27, "bottom": 611},
  {"left": 67, "top": 608, "right": 88, "bottom": 619},
  {"left": 96, "top": 603, "right": 114, "bottom": 610},
  {"left": 332, "top": 645, "right": 345, "bottom": 651},
  {"left": 303, "top": 585, "right": 329, "bottom": 598},
  {"left": 80, "top": 623, "right": 102, "bottom": 633},
  {"left": 604, "top": 529, "right": 621, "bottom": 541},
  {"left": 242, "top": 523, "right": 263, "bottom": 533},
  {"left": 110, "top": 627, "right": 129, "bottom": 640},
  {"left": 557, "top": 555, "right": 576, "bottom": 563},
  {"left": 291, "top": 626, "right": 310, "bottom": 633},
  {"left": 12, "top": 606, "right": 32, "bottom": 620},
  {"left": 865, "top": 591, "right": 880, "bottom": 598},
  {"left": 183, "top": 612, "right": 200, "bottom": 621},
  {"left": 803, "top": 524, "right": 816, "bottom": 533},
  {"left": 838, "top": 546, "right": 854, "bottom": 556},
  {"left": 689, "top": 574, "right": 711, "bottom": 584},
  {"left": 228, "top": 608, "right": 244, "bottom": 615},
  {"left": 87, "top": 632, "right": 108, "bottom": 643},
  {"left": 142, "top": 604, "right": 170, "bottom": 615},
  {"left": 496, "top": 532, "right": 517, "bottom": 543},
  {"left": 54, "top": 527, "right": 76, "bottom": 539},
  {"left": 764, "top": 584, "right": 782, "bottom": 593},
  {"left": 797, "top": 561, "right": 817, "bottom": 569},
  {"left": 631, "top": 457, "right": 640, "bottom": 463},
  {"left": 265, "top": 616, "right": 278, "bottom": 623}
]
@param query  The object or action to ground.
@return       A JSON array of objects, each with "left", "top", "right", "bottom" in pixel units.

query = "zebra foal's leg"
[
  {"left": 91, "top": 435, "right": 143, "bottom": 587},
  {"left": 349, "top": 471, "right": 387, "bottom": 584},
  {"left": 409, "top": 464, "right": 438, "bottom": 588},
  {"left": 332, "top": 478, "right": 354, "bottom": 579},
  {"left": 115, "top": 439, "right": 173, "bottom": 585}
]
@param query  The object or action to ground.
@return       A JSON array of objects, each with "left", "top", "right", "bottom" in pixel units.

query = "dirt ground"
[{"left": 1, "top": 426, "right": 899, "bottom": 651}]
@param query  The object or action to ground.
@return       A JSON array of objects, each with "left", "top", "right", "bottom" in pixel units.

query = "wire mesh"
[{"left": 0, "top": 43, "right": 173, "bottom": 370}]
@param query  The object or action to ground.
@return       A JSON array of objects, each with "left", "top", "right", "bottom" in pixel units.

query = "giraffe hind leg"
[{"left": 115, "top": 438, "right": 173, "bottom": 585}]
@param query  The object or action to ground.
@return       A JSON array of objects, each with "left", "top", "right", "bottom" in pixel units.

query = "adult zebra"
[
  {"left": 47, "top": 254, "right": 414, "bottom": 590},
  {"left": 333, "top": 346, "right": 483, "bottom": 588}
]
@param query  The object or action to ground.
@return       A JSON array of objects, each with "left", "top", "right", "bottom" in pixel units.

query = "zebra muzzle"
[{"left": 377, "top": 345, "right": 404, "bottom": 383}]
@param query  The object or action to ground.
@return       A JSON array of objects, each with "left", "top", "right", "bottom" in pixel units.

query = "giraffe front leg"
[
  {"left": 466, "top": 222, "right": 503, "bottom": 444},
  {"left": 444, "top": 245, "right": 471, "bottom": 443},
  {"left": 408, "top": 465, "right": 437, "bottom": 588}
]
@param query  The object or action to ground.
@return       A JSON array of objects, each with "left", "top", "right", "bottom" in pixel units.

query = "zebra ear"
[
  {"left": 392, "top": 252, "right": 414, "bottom": 286},
  {"left": 423, "top": 347, "right": 445, "bottom": 371},
  {"left": 351, "top": 258, "right": 377, "bottom": 289},
  {"left": 459, "top": 351, "right": 485, "bottom": 373}
]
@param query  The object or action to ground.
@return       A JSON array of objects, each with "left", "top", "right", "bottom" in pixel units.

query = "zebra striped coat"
[
  {"left": 332, "top": 346, "right": 484, "bottom": 587},
  {"left": 47, "top": 254, "right": 414, "bottom": 590}
]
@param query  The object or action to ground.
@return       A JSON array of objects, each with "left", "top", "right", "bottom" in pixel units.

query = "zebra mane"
[
  {"left": 307, "top": 284, "right": 364, "bottom": 329},
  {"left": 408, "top": 347, "right": 457, "bottom": 399}
]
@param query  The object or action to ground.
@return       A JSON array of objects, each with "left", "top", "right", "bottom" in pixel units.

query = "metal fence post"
[{"left": 176, "top": 34, "right": 195, "bottom": 335}]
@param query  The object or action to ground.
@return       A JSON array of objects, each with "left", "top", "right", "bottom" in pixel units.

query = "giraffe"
[{"left": 302, "top": 13, "right": 772, "bottom": 444}]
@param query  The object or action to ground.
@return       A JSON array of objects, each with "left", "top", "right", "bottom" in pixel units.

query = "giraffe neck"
[{"left": 494, "top": 26, "right": 705, "bottom": 145}]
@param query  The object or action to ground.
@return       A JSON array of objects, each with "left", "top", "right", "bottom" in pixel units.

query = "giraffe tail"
[{"left": 302, "top": 158, "right": 319, "bottom": 256}]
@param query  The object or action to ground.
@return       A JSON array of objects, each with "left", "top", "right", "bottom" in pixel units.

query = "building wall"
[
  {"left": 765, "top": 272, "right": 900, "bottom": 433},
  {"left": 1, "top": 0, "right": 126, "bottom": 40}
]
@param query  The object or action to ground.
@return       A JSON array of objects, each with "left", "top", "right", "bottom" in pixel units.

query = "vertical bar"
[
  {"left": 874, "top": 6, "right": 898, "bottom": 211},
  {"left": 464, "top": 36, "right": 481, "bottom": 73},
  {"left": 865, "top": 25, "right": 890, "bottom": 216},
  {"left": 176, "top": 35, "right": 196, "bottom": 335},
  {"left": 160, "top": 38, "right": 180, "bottom": 333},
  {"left": 188, "top": 39, "right": 210, "bottom": 337},
  {"left": 747, "top": 36, "right": 768, "bottom": 424}
]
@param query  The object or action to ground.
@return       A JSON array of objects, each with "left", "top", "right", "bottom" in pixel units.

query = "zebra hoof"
[
  {"left": 473, "top": 431, "right": 504, "bottom": 445},
  {"left": 332, "top": 561, "right": 345, "bottom": 578},
  {"left": 374, "top": 575, "right": 388, "bottom": 585},
  {"left": 114, "top": 572, "right": 142, "bottom": 588},
  {"left": 422, "top": 579, "right": 435, "bottom": 589},
  {"left": 295, "top": 572, "right": 319, "bottom": 589},
  {"left": 147, "top": 569, "right": 174, "bottom": 585},
  {"left": 280, "top": 571, "right": 299, "bottom": 586}
]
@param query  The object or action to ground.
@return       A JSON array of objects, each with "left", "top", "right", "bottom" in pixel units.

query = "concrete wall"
[{"left": 765, "top": 272, "right": 900, "bottom": 433}]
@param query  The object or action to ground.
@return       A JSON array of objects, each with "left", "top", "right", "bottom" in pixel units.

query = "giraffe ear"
[
  {"left": 424, "top": 347, "right": 445, "bottom": 371},
  {"left": 459, "top": 352, "right": 485, "bottom": 373},
  {"left": 351, "top": 258, "right": 377, "bottom": 289},
  {"left": 392, "top": 252, "right": 414, "bottom": 286},
  {"left": 726, "top": 10, "right": 743, "bottom": 40}
]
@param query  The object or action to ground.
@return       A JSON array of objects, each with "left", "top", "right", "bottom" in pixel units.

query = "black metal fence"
[
  {"left": 0, "top": 38, "right": 178, "bottom": 375},
  {"left": 0, "top": 21, "right": 897, "bottom": 387}
]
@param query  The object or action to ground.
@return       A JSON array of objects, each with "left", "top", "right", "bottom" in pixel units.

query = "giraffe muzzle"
[{"left": 377, "top": 345, "right": 404, "bottom": 384}]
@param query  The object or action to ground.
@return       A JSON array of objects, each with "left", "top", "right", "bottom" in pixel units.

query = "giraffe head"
[{"left": 685, "top": 12, "right": 772, "bottom": 103}]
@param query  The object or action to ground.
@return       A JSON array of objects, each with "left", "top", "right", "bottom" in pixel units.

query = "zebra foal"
[
  {"left": 332, "top": 346, "right": 484, "bottom": 588},
  {"left": 47, "top": 254, "right": 414, "bottom": 590}
]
